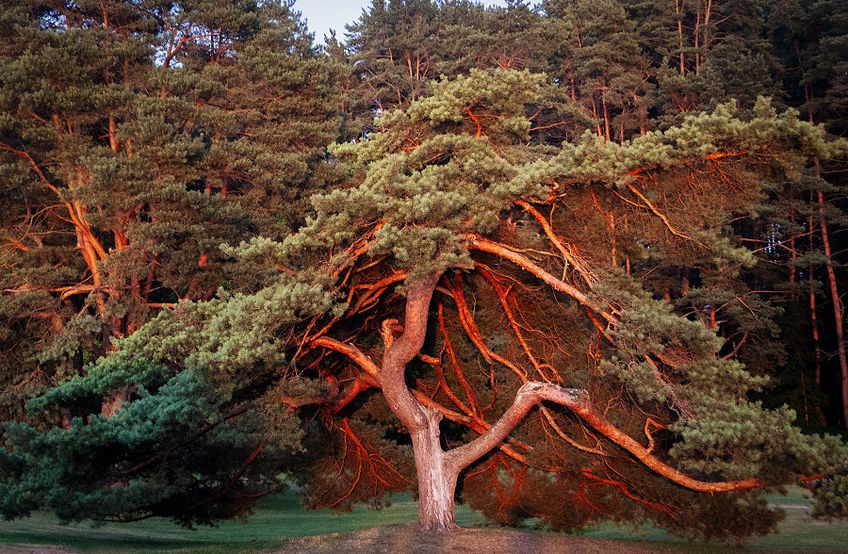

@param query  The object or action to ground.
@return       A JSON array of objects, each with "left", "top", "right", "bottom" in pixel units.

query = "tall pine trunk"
[
  {"left": 817, "top": 188, "right": 848, "bottom": 427},
  {"left": 809, "top": 208, "right": 822, "bottom": 386}
]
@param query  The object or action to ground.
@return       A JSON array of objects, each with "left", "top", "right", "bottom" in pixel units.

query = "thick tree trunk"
[{"left": 411, "top": 408, "right": 459, "bottom": 532}]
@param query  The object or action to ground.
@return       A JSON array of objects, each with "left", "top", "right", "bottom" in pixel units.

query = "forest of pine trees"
[{"left": 1, "top": 0, "right": 847, "bottom": 539}]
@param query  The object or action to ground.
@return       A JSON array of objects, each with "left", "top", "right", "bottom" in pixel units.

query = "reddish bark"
[
  {"left": 817, "top": 189, "right": 848, "bottom": 427},
  {"left": 808, "top": 208, "right": 822, "bottom": 386}
]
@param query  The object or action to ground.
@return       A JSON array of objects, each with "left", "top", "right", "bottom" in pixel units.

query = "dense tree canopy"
[{"left": 1, "top": 0, "right": 848, "bottom": 541}]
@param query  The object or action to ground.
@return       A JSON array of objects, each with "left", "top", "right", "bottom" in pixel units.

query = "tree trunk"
[
  {"left": 809, "top": 208, "right": 822, "bottom": 386},
  {"left": 376, "top": 272, "right": 460, "bottom": 531},
  {"left": 411, "top": 408, "right": 459, "bottom": 532},
  {"left": 676, "top": 0, "right": 685, "bottom": 73},
  {"left": 321, "top": 268, "right": 769, "bottom": 532},
  {"left": 817, "top": 188, "right": 848, "bottom": 427}
]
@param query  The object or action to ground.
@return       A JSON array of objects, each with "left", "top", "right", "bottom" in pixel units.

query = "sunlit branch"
[
  {"left": 447, "top": 381, "right": 764, "bottom": 493},
  {"left": 467, "top": 234, "right": 609, "bottom": 319}
]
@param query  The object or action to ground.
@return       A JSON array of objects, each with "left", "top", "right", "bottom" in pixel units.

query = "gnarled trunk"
[
  {"left": 367, "top": 270, "right": 766, "bottom": 534},
  {"left": 377, "top": 273, "right": 460, "bottom": 531}
]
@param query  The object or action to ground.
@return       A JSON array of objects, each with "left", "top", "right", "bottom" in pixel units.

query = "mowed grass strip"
[{"left": 0, "top": 488, "right": 846, "bottom": 553}]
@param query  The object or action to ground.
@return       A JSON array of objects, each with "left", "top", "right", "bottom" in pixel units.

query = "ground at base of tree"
[
  {"left": 0, "top": 488, "right": 846, "bottom": 553},
  {"left": 268, "top": 526, "right": 692, "bottom": 554}
]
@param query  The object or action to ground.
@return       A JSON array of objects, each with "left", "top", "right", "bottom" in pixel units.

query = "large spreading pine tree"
[
  {"left": 5, "top": 67, "right": 847, "bottom": 537},
  {"left": 2, "top": 0, "right": 848, "bottom": 542}
]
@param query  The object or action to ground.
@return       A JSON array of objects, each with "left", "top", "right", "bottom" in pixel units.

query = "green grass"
[
  {"left": 580, "top": 488, "right": 848, "bottom": 552},
  {"left": 0, "top": 491, "right": 484, "bottom": 553},
  {"left": 0, "top": 488, "right": 846, "bottom": 553}
]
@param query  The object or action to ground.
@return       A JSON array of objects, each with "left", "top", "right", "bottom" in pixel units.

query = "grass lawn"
[{"left": 0, "top": 487, "right": 845, "bottom": 553}]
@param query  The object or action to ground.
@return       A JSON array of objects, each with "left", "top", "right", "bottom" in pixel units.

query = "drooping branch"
[
  {"left": 450, "top": 273, "right": 603, "bottom": 454},
  {"left": 464, "top": 107, "right": 483, "bottom": 137},
  {"left": 329, "top": 379, "right": 376, "bottom": 414},
  {"left": 326, "top": 417, "right": 410, "bottom": 508},
  {"left": 446, "top": 381, "right": 764, "bottom": 493},
  {"left": 471, "top": 233, "right": 694, "bottom": 369},
  {"left": 478, "top": 267, "right": 560, "bottom": 383},
  {"left": 624, "top": 181, "right": 710, "bottom": 250},
  {"left": 421, "top": 349, "right": 473, "bottom": 417},
  {"left": 580, "top": 467, "right": 676, "bottom": 518},
  {"left": 436, "top": 305, "right": 480, "bottom": 415},
  {"left": 448, "top": 274, "right": 528, "bottom": 380},
  {"left": 276, "top": 377, "right": 375, "bottom": 416}
]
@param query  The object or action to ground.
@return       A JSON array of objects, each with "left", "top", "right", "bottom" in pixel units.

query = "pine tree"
[
  {"left": 545, "top": 0, "right": 654, "bottom": 140},
  {"left": 7, "top": 69, "right": 847, "bottom": 536},
  {"left": 768, "top": 0, "right": 848, "bottom": 426},
  {"left": 0, "top": 0, "right": 338, "bottom": 422},
  {"left": 346, "top": 0, "right": 441, "bottom": 116}
]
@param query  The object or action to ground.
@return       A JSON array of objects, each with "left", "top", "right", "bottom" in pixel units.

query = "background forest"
[{"left": 1, "top": 0, "right": 848, "bottom": 542}]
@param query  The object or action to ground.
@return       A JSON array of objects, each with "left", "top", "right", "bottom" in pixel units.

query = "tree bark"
[
  {"left": 377, "top": 272, "right": 459, "bottom": 531},
  {"left": 412, "top": 407, "right": 459, "bottom": 532},
  {"left": 675, "top": 0, "right": 686, "bottom": 73},
  {"left": 817, "top": 189, "right": 848, "bottom": 427}
]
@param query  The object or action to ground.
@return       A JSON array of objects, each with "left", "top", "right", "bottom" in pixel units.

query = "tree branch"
[
  {"left": 310, "top": 336, "right": 380, "bottom": 380},
  {"left": 467, "top": 234, "right": 607, "bottom": 318},
  {"left": 446, "top": 381, "right": 764, "bottom": 493},
  {"left": 447, "top": 382, "right": 585, "bottom": 471}
]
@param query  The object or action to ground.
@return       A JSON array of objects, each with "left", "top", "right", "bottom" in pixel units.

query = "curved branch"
[
  {"left": 447, "top": 381, "right": 764, "bottom": 493},
  {"left": 310, "top": 336, "right": 380, "bottom": 380},
  {"left": 451, "top": 273, "right": 605, "bottom": 455},
  {"left": 379, "top": 273, "right": 441, "bottom": 431},
  {"left": 447, "top": 382, "right": 585, "bottom": 471},
  {"left": 581, "top": 467, "right": 676, "bottom": 518},
  {"left": 624, "top": 182, "right": 709, "bottom": 250},
  {"left": 449, "top": 274, "right": 527, "bottom": 380},
  {"left": 515, "top": 199, "right": 594, "bottom": 286}
]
